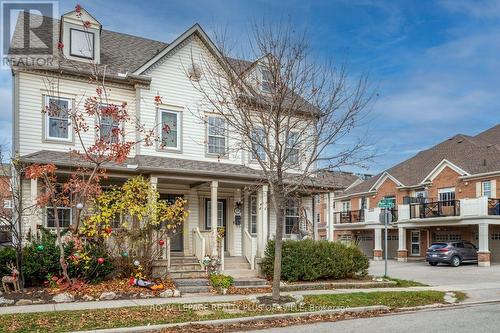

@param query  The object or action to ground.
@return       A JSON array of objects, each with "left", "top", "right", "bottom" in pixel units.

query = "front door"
[
  {"left": 161, "top": 194, "right": 184, "bottom": 252},
  {"left": 205, "top": 198, "right": 227, "bottom": 249},
  {"left": 411, "top": 230, "right": 420, "bottom": 256}
]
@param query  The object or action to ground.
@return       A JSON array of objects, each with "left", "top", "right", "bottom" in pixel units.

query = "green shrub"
[
  {"left": 22, "top": 229, "right": 61, "bottom": 285},
  {"left": 22, "top": 229, "right": 114, "bottom": 285},
  {"left": 261, "top": 239, "right": 369, "bottom": 282},
  {"left": 0, "top": 246, "right": 17, "bottom": 276},
  {"left": 210, "top": 274, "right": 234, "bottom": 289}
]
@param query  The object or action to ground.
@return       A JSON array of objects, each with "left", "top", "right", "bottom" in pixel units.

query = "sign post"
[{"left": 378, "top": 199, "right": 394, "bottom": 277}]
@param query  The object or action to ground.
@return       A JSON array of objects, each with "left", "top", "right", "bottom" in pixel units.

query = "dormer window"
[
  {"left": 70, "top": 28, "right": 94, "bottom": 59},
  {"left": 261, "top": 68, "right": 272, "bottom": 93},
  {"left": 61, "top": 7, "right": 101, "bottom": 63}
]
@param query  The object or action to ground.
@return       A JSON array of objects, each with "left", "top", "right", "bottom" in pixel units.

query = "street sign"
[{"left": 378, "top": 199, "right": 394, "bottom": 209}]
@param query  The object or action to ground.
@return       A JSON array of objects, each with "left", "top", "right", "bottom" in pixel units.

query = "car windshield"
[{"left": 429, "top": 243, "right": 448, "bottom": 250}]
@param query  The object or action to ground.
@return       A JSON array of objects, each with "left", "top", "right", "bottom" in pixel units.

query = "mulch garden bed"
[{"left": 0, "top": 278, "right": 177, "bottom": 305}]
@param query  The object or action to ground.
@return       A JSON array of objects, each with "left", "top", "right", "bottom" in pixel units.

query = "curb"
[{"left": 71, "top": 305, "right": 390, "bottom": 333}]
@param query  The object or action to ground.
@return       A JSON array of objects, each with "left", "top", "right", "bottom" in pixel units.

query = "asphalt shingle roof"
[{"left": 344, "top": 124, "right": 500, "bottom": 195}]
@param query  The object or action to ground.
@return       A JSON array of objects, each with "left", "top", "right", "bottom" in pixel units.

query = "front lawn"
[
  {"left": 0, "top": 290, "right": 449, "bottom": 333},
  {"left": 305, "top": 290, "right": 445, "bottom": 309}
]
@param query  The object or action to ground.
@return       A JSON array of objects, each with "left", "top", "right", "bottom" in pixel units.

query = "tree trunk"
[
  {"left": 271, "top": 191, "right": 285, "bottom": 300},
  {"left": 53, "top": 206, "right": 71, "bottom": 283}
]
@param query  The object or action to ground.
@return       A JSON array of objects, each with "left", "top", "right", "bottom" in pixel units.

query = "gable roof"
[{"left": 344, "top": 124, "right": 500, "bottom": 196}]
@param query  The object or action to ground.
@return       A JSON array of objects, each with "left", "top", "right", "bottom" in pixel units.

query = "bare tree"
[
  {"left": 0, "top": 147, "right": 39, "bottom": 288},
  {"left": 190, "top": 21, "right": 373, "bottom": 300}
]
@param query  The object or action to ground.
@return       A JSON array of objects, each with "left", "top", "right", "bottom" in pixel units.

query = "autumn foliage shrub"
[{"left": 261, "top": 239, "right": 369, "bottom": 282}]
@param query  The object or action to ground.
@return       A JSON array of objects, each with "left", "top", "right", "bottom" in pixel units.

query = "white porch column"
[
  {"left": 374, "top": 228, "right": 383, "bottom": 260},
  {"left": 327, "top": 192, "right": 334, "bottom": 241},
  {"left": 210, "top": 181, "right": 218, "bottom": 257},
  {"left": 478, "top": 223, "right": 490, "bottom": 267},
  {"left": 256, "top": 185, "right": 268, "bottom": 258},
  {"left": 397, "top": 227, "right": 407, "bottom": 262}
]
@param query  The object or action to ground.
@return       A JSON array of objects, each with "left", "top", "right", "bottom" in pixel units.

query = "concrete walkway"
[{"left": 0, "top": 286, "right": 463, "bottom": 315}]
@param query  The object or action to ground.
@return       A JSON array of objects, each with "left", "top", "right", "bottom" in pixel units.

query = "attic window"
[
  {"left": 188, "top": 63, "right": 203, "bottom": 81},
  {"left": 70, "top": 28, "right": 94, "bottom": 59},
  {"left": 261, "top": 68, "right": 272, "bottom": 93}
]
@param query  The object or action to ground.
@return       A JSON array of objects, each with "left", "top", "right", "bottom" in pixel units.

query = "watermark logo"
[{"left": 1, "top": 0, "right": 58, "bottom": 69}]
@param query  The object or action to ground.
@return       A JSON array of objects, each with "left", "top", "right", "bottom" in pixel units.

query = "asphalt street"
[{"left": 240, "top": 302, "right": 500, "bottom": 333}]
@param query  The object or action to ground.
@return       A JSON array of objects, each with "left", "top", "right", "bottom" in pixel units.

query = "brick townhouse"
[{"left": 332, "top": 124, "right": 500, "bottom": 267}]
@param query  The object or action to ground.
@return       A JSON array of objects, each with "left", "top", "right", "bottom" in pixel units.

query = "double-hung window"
[
  {"left": 482, "top": 181, "right": 492, "bottom": 198},
  {"left": 100, "top": 105, "right": 120, "bottom": 144},
  {"left": 250, "top": 195, "right": 258, "bottom": 234},
  {"left": 46, "top": 207, "right": 72, "bottom": 228},
  {"left": 285, "top": 198, "right": 300, "bottom": 235},
  {"left": 251, "top": 127, "right": 266, "bottom": 161},
  {"left": 45, "top": 96, "right": 71, "bottom": 141},
  {"left": 3, "top": 200, "right": 12, "bottom": 209},
  {"left": 261, "top": 68, "right": 272, "bottom": 93},
  {"left": 160, "top": 110, "right": 180, "bottom": 150},
  {"left": 285, "top": 132, "right": 300, "bottom": 165},
  {"left": 207, "top": 116, "right": 226, "bottom": 155},
  {"left": 70, "top": 28, "right": 95, "bottom": 59}
]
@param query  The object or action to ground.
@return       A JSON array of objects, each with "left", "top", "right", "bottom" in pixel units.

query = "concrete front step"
[
  {"left": 222, "top": 269, "right": 260, "bottom": 278},
  {"left": 170, "top": 269, "right": 207, "bottom": 279},
  {"left": 174, "top": 278, "right": 211, "bottom": 293},
  {"left": 233, "top": 277, "right": 268, "bottom": 287},
  {"left": 169, "top": 263, "right": 201, "bottom": 271},
  {"left": 224, "top": 263, "right": 251, "bottom": 270}
]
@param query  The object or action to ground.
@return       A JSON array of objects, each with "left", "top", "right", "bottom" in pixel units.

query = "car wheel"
[
  {"left": 429, "top": 262, "right": 438, "bottom": 266},
  {"left": 451, "top": 256, "right": 461, "bottom": 267}
]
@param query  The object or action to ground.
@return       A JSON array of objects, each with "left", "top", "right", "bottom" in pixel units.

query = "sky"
[{"left": 0, "top": 0, "right": 499, "bottom": 174}]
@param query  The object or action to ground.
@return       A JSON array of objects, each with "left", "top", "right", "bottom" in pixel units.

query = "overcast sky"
[{"left": 1, "top": 0, "right": 498, "bottom": 174}]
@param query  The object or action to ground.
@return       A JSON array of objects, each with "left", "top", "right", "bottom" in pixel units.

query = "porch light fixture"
[{"left": 76, "top": 203, "right": 83, "bottom": 210}]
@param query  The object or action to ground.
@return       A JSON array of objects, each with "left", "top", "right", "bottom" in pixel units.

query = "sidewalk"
[{"left": 0, "top": 286, "right": 458, "bottom": 315}]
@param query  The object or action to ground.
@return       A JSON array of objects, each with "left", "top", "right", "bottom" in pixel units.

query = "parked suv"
[{"left": 426, "top": 241, "right": 478, "bottom": 267}]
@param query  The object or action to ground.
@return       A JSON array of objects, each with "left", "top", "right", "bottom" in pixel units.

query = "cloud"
[{"left": 439, "top": 0, "right": 500, "bottom": 19}]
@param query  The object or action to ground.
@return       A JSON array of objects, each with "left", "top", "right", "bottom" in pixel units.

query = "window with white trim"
[
  {"left": 70, "top": 28, "right": 94, "bottom": 59},
  {"left": 46, "top": 207, "right": 72, "bottom": 228},
  {"left": 207, "top": 116, "right": 226, "bottom": 155},
  {"left": 250, "top": 195, "right": 257, "bottom": 234},
  {"left": 482, "top": 181, "right": 492, "bottom": 198},
  {"left": 285, "top": 198, "right": 299, "bottom": 234},
  {"left": 160, "top": 110, "right": 180, "bottom": 149},
  {"left": 285, "top": 132, "right": 299, "bottom": 165},
  {"left": 99, "top": 104, "right": 120, "bottom": 144},
  {"left": 261, "top": 68, "right": 272, "bottom": 93},
  {"left": 205, "top": 199, "right": 224, "bottom": 229},
  {"left": 45, "top": 96, "right": 71, "bottom": 141},
  {"left": 3, "top": 200, "right": 12, "bottom": 209},
  {"left": 251, "top": 127, "right": 266, "bottom": 161},
  {"left": 438, "top": 187, "right": 455, "bottom": 206},
  {"left": 341, "top": 200, "right": 350, "bottom": 212}
]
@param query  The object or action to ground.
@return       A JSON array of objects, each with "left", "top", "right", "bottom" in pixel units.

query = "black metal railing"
[
  {"left": 388, "top": 208, "right": 398, "bottom": 222},
  {"left": 409, "top": 200, "right": 460, "bottom": 219},
  {"left": 335, "top": 210, "right": 364, "bottom": 223},
  {"left": 489, "top": 198, "right": 500, "bottom": 215}
]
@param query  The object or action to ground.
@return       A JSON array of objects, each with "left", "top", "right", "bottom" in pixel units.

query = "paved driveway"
[{"left": 369, "top": 260, "right": 500, "bottom": 286}]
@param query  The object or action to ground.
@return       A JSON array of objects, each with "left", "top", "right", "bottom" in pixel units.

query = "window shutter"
[
  {"left": 492, "top": 180, "right": 497, "bottom": 198},
  {"left": 476, "top": 182, "right": 482, "bottom": 197}
]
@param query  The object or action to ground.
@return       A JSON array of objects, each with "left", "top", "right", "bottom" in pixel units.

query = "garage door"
[
  {"left": 432, "top": 233, "right": 462, "bottom": 242},
  {"left": 490, "top": 232, "right": 500, "bottom": 263},
  {"left": 383, "top": 234, "right": 398, "bottom": 259},
  {"left": 356, "top": 234, "right": 374, "bottom": 258}
]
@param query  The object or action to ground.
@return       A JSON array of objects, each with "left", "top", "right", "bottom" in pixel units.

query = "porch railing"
[
  {"left": 219, "top": 238, "right": 225, "bottom": 271},
  {"left": 243, "top": 229, "right": 255, "bottom": 270},
  {"left": 410, "top": 200, "right": 460, "bottom": 219},
  {"left": 334, "top": 210, "right": 364, "bottom": 223},
  {"left": 193, "top": 227, "right": 206, "bottom": 268},
  {"left": 489, "top": 198, "right": 500, "bottom": 215}
]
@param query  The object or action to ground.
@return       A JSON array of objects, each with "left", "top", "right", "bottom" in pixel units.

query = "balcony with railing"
[
  {"left": 334, "top": 209, "right": 364, "bottom": 223},
  {"left": 409, "top": 200, "right": 460, "bottom": 219}
]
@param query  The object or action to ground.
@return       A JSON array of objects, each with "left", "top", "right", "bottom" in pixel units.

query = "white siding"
[
  {"left": 139, "top": 35, "right": 244, "bottom": 165},
  {"left": 17, "top": 72, "right": 137, "bottom": 156}
]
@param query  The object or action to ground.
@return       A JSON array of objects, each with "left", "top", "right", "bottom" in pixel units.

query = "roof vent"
[{"left": 457, "top": 139, "right": 463, "bottom": 143}]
